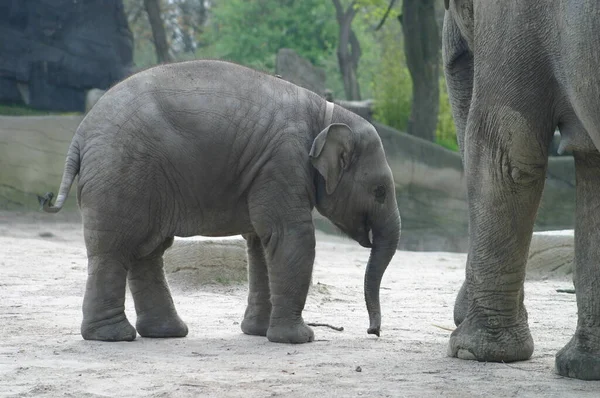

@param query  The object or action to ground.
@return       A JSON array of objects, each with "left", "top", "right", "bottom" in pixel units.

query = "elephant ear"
[{"left": 309, "top": 123, "right": 356, "bottom": 195}]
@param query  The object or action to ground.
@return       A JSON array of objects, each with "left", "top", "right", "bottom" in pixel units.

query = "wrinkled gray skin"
[
  {"left": 41, "top": 60, "right": 401, "bottom": 344},
  {"left": 444, "top": 0, "right": 600, "bottom": 380}
]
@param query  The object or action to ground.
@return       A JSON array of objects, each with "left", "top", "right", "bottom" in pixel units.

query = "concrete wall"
[
  {"left": 373, "top": 123, "right": 575, "bottom": 251},
  {"left": 0, "top": 115, "right": 82, "bottom": 211},
  {"left": 0, "top": 116, "right": 576, "bottom": 251}
]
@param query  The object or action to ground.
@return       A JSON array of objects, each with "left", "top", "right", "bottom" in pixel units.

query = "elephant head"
[{"left": 309, "top": 121, "right": 401, "bottom": 336}]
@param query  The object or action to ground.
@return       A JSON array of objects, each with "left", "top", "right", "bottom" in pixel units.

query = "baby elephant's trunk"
[{"left": 364, "top": 206, "right": 401, "bottom": 336}]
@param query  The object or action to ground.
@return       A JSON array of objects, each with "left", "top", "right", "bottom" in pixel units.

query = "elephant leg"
[
  {"left": 447, "top": 103, "right": 551, "bottom": 362},
  {"left": 555, "top": 152, "right": 600, "bottom": 380},
  {"left": 453, "top": 280, "right": 468, "bottom": 326},
  {"left": 128, "top": 237, "right": 188, "bottom": 338},
  {"left": 240, "top": 233, "right": 272, "bottom": 336},
  {"left": 81, "top": 252, "right": 136, "bottom": 341},
  {"left": 262, "top": 221, "right": 315, "bottom": 344}
]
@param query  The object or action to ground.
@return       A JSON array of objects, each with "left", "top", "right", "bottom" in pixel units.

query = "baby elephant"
[{"left": 40, "top": 60, "right": 401, "bottom": 344}]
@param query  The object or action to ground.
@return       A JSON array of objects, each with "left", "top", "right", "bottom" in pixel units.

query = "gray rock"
[
  {"left": 85, "top": 89, "right": 106, "bottom": 113},
  {"left": 275, "top": 48, "right": 326, "bottom": 96},
  {"left": 335, "top": 99, "right": 374, "bottom": 122},
  {"left": 527, "top": 230, "right": 574, "bottom": 281},
  {"left": 163, "top": 236, "right": 248, "bottom": 285},
  {"left": 0, "top": 0, "right": 133, "bottom": 112}
]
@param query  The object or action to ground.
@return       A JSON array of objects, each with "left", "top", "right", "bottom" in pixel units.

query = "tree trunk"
[
  {"left": 144, "top": 0, "right": 172, "bottom": 63},
  {"left": 333, "top": 0, "right": 361, "bottom": 101},
  {"left": 401, "top": 0, "right": 439, "bottom": 142}
]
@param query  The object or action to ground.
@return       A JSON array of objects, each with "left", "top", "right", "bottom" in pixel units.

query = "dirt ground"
[{"left": 1, "top": 213, "right": 599, "bottom": 397}]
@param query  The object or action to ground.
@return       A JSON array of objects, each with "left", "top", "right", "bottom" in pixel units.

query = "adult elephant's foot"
[
  {"left": 241, "top": 304, "right": 271, "bottom": 336},
  {"left": 136, "top": 313, "right": 188, "bottom": 338},
  {"left": 267, "top": 316, "right": 314, "bottom": 344},
  {"left": 453, "top": 281, "right": 468, "bottom": 326},
  {"left": 448, "top": 313, "right": 533, "bottom": 362},
  {"left": 555, "top": 331, "right": 600, "bottom": 380},
  {"left": 81, "top": 313, "right": 137, "bottom": 341}
]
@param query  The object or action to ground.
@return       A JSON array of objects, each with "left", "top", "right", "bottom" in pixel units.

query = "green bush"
[
  {"left": 370, "top": 23, "right": 412, "bottom": 131},
  {"left": 203, "top": 0, "right": 338, "bottom": 72},
  {"left": 368, "top": 19, "right": 457, "bottom": 151},
  {"left": 436, "top": 76, "right": 458, "bottom": 151}
]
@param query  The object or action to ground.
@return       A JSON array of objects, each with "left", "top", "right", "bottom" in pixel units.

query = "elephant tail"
[{"left": 38, "top": 138, "right": 81, "bottom": 213}]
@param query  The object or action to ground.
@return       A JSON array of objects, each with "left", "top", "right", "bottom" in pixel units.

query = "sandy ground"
[{"left": 1, "top": 213, "right": 599, "bottom": 397}]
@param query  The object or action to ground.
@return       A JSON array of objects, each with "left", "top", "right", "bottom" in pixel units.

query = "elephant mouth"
[
  {"left": 358, "top": 229, "right": 373, "bottom": 248},
  {"left": 355, "top": 218, "right": 373, "bottom": 249},
  {"left": 334, "top": 218, "right": 372, "bottom": 248}
]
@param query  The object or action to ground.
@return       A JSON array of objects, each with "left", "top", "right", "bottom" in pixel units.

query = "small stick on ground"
[
  {"left": 307, "top": 323, "right": 344, "bottom": 331},
  {"left": 431, "top": 324, "right": 455, "bottom": 332},
  {"left": 556, "top": 288, "right": 575, "bottom": 294}
]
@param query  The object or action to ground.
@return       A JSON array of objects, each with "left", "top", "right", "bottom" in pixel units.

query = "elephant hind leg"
[
  {"left": 555, "top": 152, "right": 600, "bottom": 380},
  {"left": 81, "top": 252, "right": 136, "bottom": 341},
  {"left": 128, "top": 237, "right": 188, "bottom": 338}
]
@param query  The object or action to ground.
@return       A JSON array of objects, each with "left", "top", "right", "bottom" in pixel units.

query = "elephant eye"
[{"left": 373, "top": 185, "right": 386, "bottom": 204}]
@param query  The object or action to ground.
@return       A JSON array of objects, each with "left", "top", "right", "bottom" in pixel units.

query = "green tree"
[{"left": 206, "top": 0, "right": 338, "bottom": 71}]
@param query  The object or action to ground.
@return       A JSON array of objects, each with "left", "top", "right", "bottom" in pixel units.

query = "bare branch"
[{"left": 374, "top": 0, "right": 396, "bottom": 31}]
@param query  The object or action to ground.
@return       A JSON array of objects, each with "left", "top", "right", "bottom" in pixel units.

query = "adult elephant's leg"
[
  {"left": 447, "top": 102, "right": 551, "bottom": 362},
  {"left": 453, "top": 281, "right": 468, "bottom": 326},
  {"left": 240, "top": 233, "right": 272, "bottom": 336},
  {"left": 555, "top": 152, "right": 600, "bottom": 380},
  {"left": 442, "top": 10, "right": 474, "bottom": 328},
  {"left": 128, "top": 237, "right": 188, "bottom": 338}
]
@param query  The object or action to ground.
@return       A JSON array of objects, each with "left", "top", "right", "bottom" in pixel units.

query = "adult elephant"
[{"left": 443, "top": 0, "right": 600, "bottom": 380}]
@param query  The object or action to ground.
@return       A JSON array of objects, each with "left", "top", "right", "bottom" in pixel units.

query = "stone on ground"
[
  {"left": 164, "top": 236, "right": 248, "bottom": 286},
  {"left": 527, "top": 230, "right": 574, "bottom": 281}
]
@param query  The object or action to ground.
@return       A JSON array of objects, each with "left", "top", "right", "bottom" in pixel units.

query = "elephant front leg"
[
  {"left": 555, "top": 153, "right": 600, "bottom": 380},
  {"left": 128, "top": 238, "right": 188, "bottom": 338},
  {"left": 240, "top": 233, "right": 272, "bottom": 336},
  {"left": 448, "top": 106, "right": 550, "bottom": 362},
  {"left": 254, "top": 219, "right": 315, "bottom": 344}
]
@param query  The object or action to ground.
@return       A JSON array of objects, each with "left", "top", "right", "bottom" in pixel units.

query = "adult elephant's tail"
[{"left": 38, "top": 138, "right": 81, "bottom": 213}]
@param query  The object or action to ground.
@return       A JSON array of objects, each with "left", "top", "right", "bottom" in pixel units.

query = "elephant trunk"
[{"left": 364, "top": 206, "right": 401, "bottom": 336}]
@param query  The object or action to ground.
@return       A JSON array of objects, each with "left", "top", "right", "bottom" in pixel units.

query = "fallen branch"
[
  {"left": 556, "top": 288, "right": 575, "bottom": 294},
  {"left": 431, "top": 324, "right": 455, "bottom": 332},
  {"left": 307, "top": 323, "right": 344, "bottom": 331}
]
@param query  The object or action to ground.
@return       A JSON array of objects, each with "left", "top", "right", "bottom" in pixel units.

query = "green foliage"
[
  {"left": 122, "top": 0, "right": 458, "bottom": 150},
  {"left": 369, "top": 17, "right": 412, "bottom": 131},
  {"left": 436, "top": 76, "right": 458, "bottom": 151},
  {"left": 204, "top": 0, "right": 338, "bottom": 71}
]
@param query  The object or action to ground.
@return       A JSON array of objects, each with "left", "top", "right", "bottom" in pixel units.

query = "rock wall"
[
  {"left": 275, "top": 48, "right": 326, "bottom": 96},
  {"left": 0, "top": 116, "right": 577, "bottom": 252},
  {"left": 0, "top": 0, "right": 133, "bottom": 112},
  {"left": 0, "top": 115, "right": 81, "bottom": 211}
]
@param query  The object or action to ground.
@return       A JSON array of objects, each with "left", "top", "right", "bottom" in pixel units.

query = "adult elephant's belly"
[{"left": 558, "top": 117, "right": 599, "bottom": 155}]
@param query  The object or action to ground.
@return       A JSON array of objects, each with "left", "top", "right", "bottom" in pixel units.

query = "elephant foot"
[
  {"left": 267, "top": 321, "right": 314, "bottom": 344},
  {"left": 447, "top": 313, "right": 533, "bottom": 362},
  {"left": 555, "top": 332, "right": 600, "bottom": 380},
  {"left": 241, "top": 305, "right": 271, "bottom": 336},
  {"left": 81, "top": 314, "right": 137, "bottom": 342},
  {"left": 136, "top": 313, "right": 188, "bottom": 338},
  {"left": 453, "top": 281, "right": 468, "bottom": 326}
]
